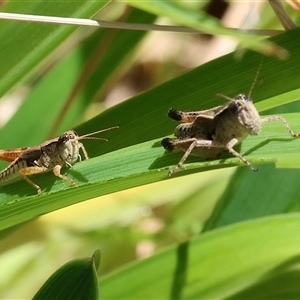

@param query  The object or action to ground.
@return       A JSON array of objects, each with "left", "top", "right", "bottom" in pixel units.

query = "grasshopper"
[
  {"left": 0, "top": 126, "right": 118, "bottom": 194},
  {"left": 161, "top": 70, "right": 300, "bottom": 176}
]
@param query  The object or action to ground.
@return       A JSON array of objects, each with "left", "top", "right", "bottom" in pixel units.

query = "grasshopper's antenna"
[
  {"left": 248, "top": 58, "right": 264, "bottom": 98},
  {"left": 216, "top": 58, "right": 264, "bottom": 104},
  {"left": 216, "top": 93, "right": 234, "bottom": 102},
  {"left": 77, "top": 126, "right": 119, "bottom": 141}
]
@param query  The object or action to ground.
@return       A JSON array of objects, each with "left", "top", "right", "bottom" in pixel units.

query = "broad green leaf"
[
  {"left": 0, "top": 0, "right": 109, "bottom": 97},
  {"left": 1, "top": 111, "right": 300, "bottom": 231},
  {"left": 32, "top": 250, "right": 100, "bottom": 300},
  {"left": 100, "top": 214, "right": 300, "bottom": 299},
  {"left": 203, "top": 164, "right": 300, "bottom": 231}
]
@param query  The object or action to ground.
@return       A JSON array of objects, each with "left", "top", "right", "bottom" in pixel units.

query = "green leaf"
[
  {"left": 100, "top": 214, "right": 300, "bottom": 299},
  {"left": 1, "top": 111, "right": 300, "bottom": 231},
  {"left": 203, "top": 164, "right": 300, "bottom": 231},
  {"left": 0, "top": 0, "right": 109, "bottom": 97},
  {"left": 32, "top": 250, "right": 100, "bottom": 300}
]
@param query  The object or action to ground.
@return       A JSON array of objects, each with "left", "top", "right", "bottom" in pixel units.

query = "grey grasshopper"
[
  {"left": 161, "top": 82, "right": 300, "bottom": 176},
  {"left": 0, "top": 126, "right": 118, "bottom": 194}
]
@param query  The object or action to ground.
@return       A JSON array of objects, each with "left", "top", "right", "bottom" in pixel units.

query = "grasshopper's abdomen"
[
  {"left": 174, "top": 123, "right": 198, "bottom": 139},
  {"left": 174, "top": 123, "right": 213, "bottom": 140},
  {"left": 0, "top": 158, "right": 29, "bottom": 185}
]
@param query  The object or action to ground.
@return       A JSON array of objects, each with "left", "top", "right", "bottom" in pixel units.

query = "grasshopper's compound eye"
[
  {"left": 228, "top": 100, "right": 243, "bottom": 115},
  {"left": 234, "top": 94, "right": 253, "bottom": 104},
  {"left": 230, "top": 94, "right": 253, "bottom": 115},
  {"left": 59, "top": 132, "right": 77, "bottom": 145},
  {"left": 59, "top": 131, "right": 79, "bottom": 144},
  {"left": 59, "top": 133, "right": 70, "bottom": 144}
]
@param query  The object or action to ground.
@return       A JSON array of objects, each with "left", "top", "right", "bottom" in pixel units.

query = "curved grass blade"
[
  {"left": 0, "top": 112, "right": 300, "bottom": 231},
  {"left": 99, "top": 214, "right": 300, "bottom": 299}
]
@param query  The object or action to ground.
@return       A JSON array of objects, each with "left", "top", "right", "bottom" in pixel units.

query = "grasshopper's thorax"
[{"left": 57, "top": 130, "right": 81, "bottom": 165}]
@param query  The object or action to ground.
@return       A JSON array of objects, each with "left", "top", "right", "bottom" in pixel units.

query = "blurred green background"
[{"left": 1, "top": 1, "right": 300, "bottom": 299}]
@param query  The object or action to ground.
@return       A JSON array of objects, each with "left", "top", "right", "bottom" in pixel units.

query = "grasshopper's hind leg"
[
  {"left": 162, "top": 137, "right": 257, "bottom": 175},
  {"left": 168, "top": 109, "right": 202, "bottom": 123},
  {"left": 162, "top": 137, "right": 199, "bottom": 176}
]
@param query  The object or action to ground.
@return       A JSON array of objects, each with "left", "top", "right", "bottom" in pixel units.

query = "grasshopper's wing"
[
  {"left": 191, "top": 104, "right": 233, "bottom": 138},
  {"left": 0, "top": 136, "right": 59, "bottom": 164},
  {"left": 168, "top": 104, "right": 229, "bottom": 123},
  {"left": 0, "top": 147, "right": 30, "bottom": 162},
  {"left": 184, "top": 104, "right": 228, "bottom": 131},
  {"left": 195, "top": 104, "right": 230, "bottom": 120},
  {"left": 19, "top": 146, "right": 43, "bottom": 165}
]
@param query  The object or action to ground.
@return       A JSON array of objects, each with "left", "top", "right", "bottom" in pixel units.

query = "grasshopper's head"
[
  {"left": 58, "top": 130, "right": 80, "bottom": 164},
  {"left": 58, "top": 130, "right": 78, "bottom": 144},
  {"left": 217, "top": 93, "right": 262, "bottom": 136},
  {"left": 58, "top": 130, "right": 79, "bottom": 145},
  {"left": 58, "top": 126, "right": 119, "bottom": 165},
  {"left": 230, "top": 94, "right": 262, "bottom": 135}
]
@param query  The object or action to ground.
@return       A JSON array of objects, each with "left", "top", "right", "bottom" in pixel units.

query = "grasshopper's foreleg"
[
  {"left": 79, "top": 142, "right": 89, "bottom": 160},
  {"left": 225, "top": 138, "right": 257, "bottom": 172},
  {"left": 261, "top": 116, "right": 300, "bottom": 138},
  {"left": 53, "top": 165, "right": 76, "bottom": 187}
]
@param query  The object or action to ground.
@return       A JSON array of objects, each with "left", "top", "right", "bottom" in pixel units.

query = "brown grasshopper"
[
  {"left": 161, "top": 78, "right": 300, "bottom": 176},
  {"left": 0, "top": 126, "right": 118, "bottom": 194}
]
